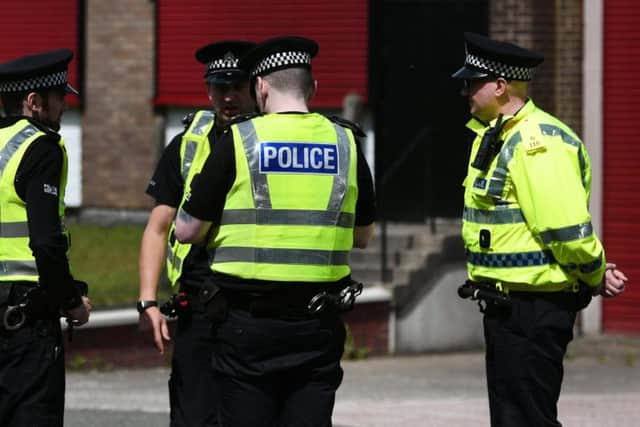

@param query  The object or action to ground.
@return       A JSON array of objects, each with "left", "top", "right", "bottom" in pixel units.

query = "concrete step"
[
  {"left": 350, "top": 248, "right": 438, "bottom": 269},
  {"left": 351, "top": 265, "right": 412, "bottom": 286}
]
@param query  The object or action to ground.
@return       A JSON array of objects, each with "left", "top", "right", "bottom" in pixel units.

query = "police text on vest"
[{"left": 259, "top": 142, "right": 338, "bottom": 174}]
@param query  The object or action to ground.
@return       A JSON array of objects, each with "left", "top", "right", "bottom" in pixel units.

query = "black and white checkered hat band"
[
  {"left": 251, "top": 51, "right": 311, "bottom": 77},
  {"left": 0, "top": 70, "right": 68, "bottom": 93},
  {"left": 466, "top": 53, "right": 534, "bottom": 81},
  {"left": 208, "top": 58, "right": 240, "bottom": 71}
]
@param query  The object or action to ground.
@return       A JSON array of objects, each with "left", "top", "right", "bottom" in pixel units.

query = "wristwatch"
[{"left": 136, "top": 300, "right": 158, "bottom": 314}]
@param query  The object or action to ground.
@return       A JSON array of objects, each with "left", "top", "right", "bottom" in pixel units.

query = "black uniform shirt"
[
  {"left": 2, "top": 116, "right": 82, "bottom": 310},
  {"left": 145, "top": 126, "right": 219, "bottom": 288},
  {"left": 183, "top": 113, "right": 377, "bottom": 291}
]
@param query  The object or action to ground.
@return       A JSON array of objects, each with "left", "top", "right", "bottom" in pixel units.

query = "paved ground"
[{"left": 65, "top": 335, "right": 640, "bottom": 426}]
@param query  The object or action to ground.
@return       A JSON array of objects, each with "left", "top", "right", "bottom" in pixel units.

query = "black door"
[{"left": 372, "top": 0, "right": 488, "bottom": 221}]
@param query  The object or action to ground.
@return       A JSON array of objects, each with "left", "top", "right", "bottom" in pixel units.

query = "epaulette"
[
  {"left": 181, "top": 112, "right": 196, "bottom": 128},
  {"left": 326, "top": 115, "right": 366, "bottom": 138},
  {"left": 223, "top": 112, "right": 263, "bottom": 130}
]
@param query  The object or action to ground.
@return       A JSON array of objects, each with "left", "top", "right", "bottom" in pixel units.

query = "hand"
[
  {"left": 598, "top": 262, "right": 628, "bottom": 298},
  {"left": 65, "top": 296, "right": 92, "bottom": 326},
  {"left": 138, "top": 306, "right": 171, "bottom": 354}
]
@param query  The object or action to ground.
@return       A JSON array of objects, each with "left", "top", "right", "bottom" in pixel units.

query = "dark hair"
[
  {"left": 0, "top": 88, "right": 54, "bottom": 116},
  {"left": 263, "top": 68, "right": 314, "bottom": 100}
]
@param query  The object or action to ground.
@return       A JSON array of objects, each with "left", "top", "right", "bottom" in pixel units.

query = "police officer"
[
  {"left": 137, "top": 40, "right": 256, "bottom": 426},
  {"left": 0, "top": 49, "right": 92, "bottom": 426},
  {"left": 175, "top": 36, "right": 376, "bottom": 427},
  {"left": 452, "top": 33, "right": 628, "bottom": 426}
]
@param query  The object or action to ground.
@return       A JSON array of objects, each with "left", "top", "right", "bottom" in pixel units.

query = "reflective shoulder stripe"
[
  {"left": 539, "top": 124, "right": 587, "bottom": 188},
  {"left": 560, "top": 252, "right": 603, "bottom": 274},
  {"left": 220, "top": 209, "right": 354, "bottom": 228},
  {"left": 208, "top": 247, "right": 349, "bottom": 266},
  {"left": 0, "top": 260, "right": 38, "bottom": 276},
  {"left": 327, "top": 124, "right": 351, "bottom": 211},
  {"left": 463, "top": 207, "right": 525, "bottom": 224},
  {"left": 466, "top": 250, "right": 556, "bottom": 267},
  {"left": 0, "top": 124, "right": 40, "bottom": 176},
  {"left": 181, "top": 140, "right": 197, "bottom": 182},
  {"left": 181, "top": 111, "right": 215, "bottom": 181},
  {"left": 486, "top": 131, "right": 522, "bottom": 200},
  {"left": 188, "top": 111, "right": 216, "bottom": 136},
  {"left": 539, "top": 221, "right": 593, "bottom": 245},
  {"left": 236, "top": 119, "right": 272, "bottom": 209},
  {"left": 0, "top": 221, "right": 29, "bottom": 238}
]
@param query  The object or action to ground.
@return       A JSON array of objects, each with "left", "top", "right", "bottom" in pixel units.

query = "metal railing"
[{"left": 378, "top": 126, "right": 434, "bottom": 283}]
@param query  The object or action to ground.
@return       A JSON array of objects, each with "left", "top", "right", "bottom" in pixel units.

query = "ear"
[
  {"left": 307, "top": 79, "right": 318, "bottom": 102},
  {"left": 206, "top": 84, "right": 214, "bottom": 102},
  {"left": 495, "top": 77, "right": 509, "bottom": 97},
  {"left": 25, "top": 92, "right": 43, "bottom": 114},
  {"left": 256, "top": 76, "right": 268, "bottom": 99}
]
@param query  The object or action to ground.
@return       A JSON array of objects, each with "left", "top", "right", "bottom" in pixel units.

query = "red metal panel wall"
[
  {"left": 603, "top": 0, "right": 640, "bottom": 333},
  {"left": 0, "top": 1, "right": 80, "bottom": 106},
  {"left": 156, "top": 0, "right": 368, "bottom": 108}
]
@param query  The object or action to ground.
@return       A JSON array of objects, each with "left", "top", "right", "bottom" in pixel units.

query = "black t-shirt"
[
  {"left": 145, "top": 128, "right": 216, "bottom": 288},
  {"left": 182, "top": 113, "right": 377, "bottom": 291},
  {"left": 1, "top": 116, "right": 82, "bottom": 310}
]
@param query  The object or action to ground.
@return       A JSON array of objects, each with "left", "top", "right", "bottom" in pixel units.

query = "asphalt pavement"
[{"left": 65, "top": 335, "right": 640, "bottom": 427}]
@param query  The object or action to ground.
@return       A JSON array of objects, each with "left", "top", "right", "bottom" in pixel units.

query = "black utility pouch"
[
  {"left": 574, "top": 282, "right": 593, "bottom": 311},
  {"left": 200, "top": 280, "right": 228, "bottom": 323}
]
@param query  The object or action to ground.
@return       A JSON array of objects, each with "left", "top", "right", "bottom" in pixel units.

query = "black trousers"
[
  {"left": 0, "top": 319, "right": 65, "bottom": 427},
  {"left": 483, "top": 291, "right": 578, "bottom": 427},
  {"left": 169, "top": 307, "right": 219, "bottom": 427},
  {"left": 212, "top": 308, "right": 346, "bottom": 427}
]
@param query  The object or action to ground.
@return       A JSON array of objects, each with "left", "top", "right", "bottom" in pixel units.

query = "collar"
[
  {"left": 0, "top": 115, "right": 56, "bottom": 133},
  {"left": 466, "top": 98, "right": 537, "bottom": 135}
]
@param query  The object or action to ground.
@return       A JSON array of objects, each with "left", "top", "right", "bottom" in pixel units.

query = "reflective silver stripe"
[
  {"left": 190, "top": 111, "right": 215, "bottom": 136},
  {"left": 463, "top": 207, "right": 525, "bottom": 224},
  {"left": 209, "top": 247, "right": 349, "bottom": 266},
  {"left": 466, "top": 250, "right": 556, "bottom": 267},
  {"left": 166, "top": 244, "right": 183, "bottom": 275},
  {"left": 0, "top": 124, "right": 39, "bottom": 176},
  {"left": 182, "top": 140, "right": 197, "bottom": 182},
  {"left": 539, "top": 124, "right": 587, "bottom": 188},
  {"left": 237, "top": 120, "right": 271, "bottom": 209},
  {"left": 539, "top": 221, "right": 593, "bottom": 245},
  {"left": 221, "top": 209, "right": 354, "bottom": 227},
  {"left": 181, "top": 111, "right": 215, "bottom": 181},
  {"left": 0, "top": 221, "right": 29, "bottom": 238},
  {"left": 327, "top": 124, "right": 350, "bottom": 211},
  {"left": 486, "top": 131, "right": 521, "bottom": 200},
  {"left": 560, "top": 252, "right": 603, "bottom": 274},
  {"left": 0, "top": 260, "right": 38, "bottom": 276}
]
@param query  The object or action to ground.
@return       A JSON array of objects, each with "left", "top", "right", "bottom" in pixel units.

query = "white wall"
[
  {"left": 164, "top": 108, "right": 192, "bottom": 146},
  {"left": 60, "top": 109, "right": 82, "bottom": 208}
]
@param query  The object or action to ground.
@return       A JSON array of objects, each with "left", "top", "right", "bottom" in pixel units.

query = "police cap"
[
  {"left": 240, "top": 36, "right": 319, "bottom": 79},
  {"left": 195, "top": 40, "right": 256, "bottom": 85},
  {"left": 452, "top": 32, "right": 544, "bottom": 81},
  {"left": 0, "top": 49, "right": 78, "bottom": 95}
]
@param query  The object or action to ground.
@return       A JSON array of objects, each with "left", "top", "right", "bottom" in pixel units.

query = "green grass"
[{"left": 67, "top": 223, "right": 172, "bottom": 308}]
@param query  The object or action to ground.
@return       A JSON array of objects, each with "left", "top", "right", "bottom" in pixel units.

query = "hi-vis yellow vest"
[
  {"left": 207, "top": 113, "right": 358, "bottom": 283},
  {"left": 462, "top": 100, "right": 606, "bottom": 291},
  {"left": 166, "top": 111, "right": 216, "bottom": 286},
  {"left": 0, "top": 119, "right": 68, "bottom": 283}
]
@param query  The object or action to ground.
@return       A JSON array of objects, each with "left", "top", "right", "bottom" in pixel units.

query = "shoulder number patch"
[{"left": 524, "top": 135, "right": 546, "bottom": 154}]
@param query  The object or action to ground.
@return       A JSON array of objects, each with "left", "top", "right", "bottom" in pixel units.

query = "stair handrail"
[{"left": 378, "top": 126, "right": 433, "bottom": 283}]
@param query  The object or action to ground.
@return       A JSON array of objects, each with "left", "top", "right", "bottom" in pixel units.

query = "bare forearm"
[
  {"left": 354, "top": 223, "right": 375, "bottom": 249},
  {"left": 139, "top": 205, "right": 175, "bottom": 300}
]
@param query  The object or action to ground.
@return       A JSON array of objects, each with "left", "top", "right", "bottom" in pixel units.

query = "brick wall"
[
  {"left": 83, "top": 0, "right": 157, "bottom": 209},
  {"left": 490, "top": 0, "right": 583, "bottom": 135}
]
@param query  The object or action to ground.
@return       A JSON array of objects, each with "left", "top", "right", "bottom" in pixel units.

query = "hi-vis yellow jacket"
[
  {"left": 207, "top": 113, "right": 359, "bottom": 283},
  {"left": 462, "top": 99, "right": 606, "bottom": 291},
  {"left": 0, "top": 119, "right": 68, "bottom": 283},
  {"left": 165, "top": 110, "right": 215, "bottom": 286}
]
